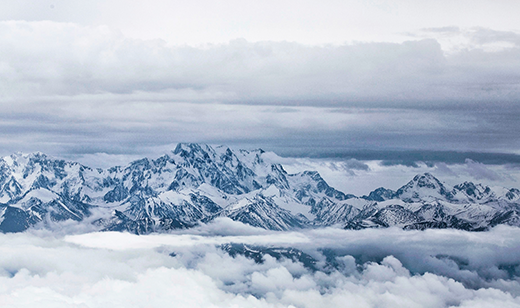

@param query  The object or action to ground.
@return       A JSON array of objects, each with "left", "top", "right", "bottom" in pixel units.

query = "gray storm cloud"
[
  {"left": 1, "top": 222, "right": 520, "bottom": 307},
  {"left": 0, "top": 21, "right": 519, "bottom": 157}
]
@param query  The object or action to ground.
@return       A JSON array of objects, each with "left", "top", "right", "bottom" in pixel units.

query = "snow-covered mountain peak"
[
  {"left": 172, "top": 143, "right": 265, "bottom": 171},
  {"left": 173, "top": 143, "right": 215, "bottom": 160},
  {"left": 3, "top": 152, "right": 47, "bottom": 167},
  {"left": 453, "top": 181, "right": 493, "bottom": 201},
  {"left": 0, "top": 152, "right": 93, "bottom": 187},
  {"left": 396, "top": 173, "right": 451, "bottom": 202},
  {"left": 4, "top": 152, "right": 87, "bottom": 170},
  {"left": 412, "top": 173, "right": 444, "bottom": 189},
  {"left": 1, "top": 145, "right": 520, "bottom": 234}
]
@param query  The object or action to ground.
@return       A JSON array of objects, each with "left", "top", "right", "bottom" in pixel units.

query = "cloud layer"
[
  {"left": 1, "top": 0, "right": 520, "bottom": 166},
  {"left": 0, "top": 21, "right": 519, "bottom": 157},
  {"left": 2, "top": 223, "right": 520, "bottom": 307},
  {"left": 2, "top": 21, "right": 519, "bottom": 105}
]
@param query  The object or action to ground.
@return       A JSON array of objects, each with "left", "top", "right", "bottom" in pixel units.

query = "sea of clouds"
[{"left": 1, "top": 218, "right": 520, "bottom": 307}]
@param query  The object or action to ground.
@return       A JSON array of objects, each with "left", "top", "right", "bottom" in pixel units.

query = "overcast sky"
[{"left": 1, "top": 0, "right": 520, "bottom": 164}]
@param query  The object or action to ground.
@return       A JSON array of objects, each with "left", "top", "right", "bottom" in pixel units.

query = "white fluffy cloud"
[
  {"left": 1, "top": 224, "right": 520, "bottom": 307},
  {"left": 1, "top": 21, "right": 518, "bottom": 105}
]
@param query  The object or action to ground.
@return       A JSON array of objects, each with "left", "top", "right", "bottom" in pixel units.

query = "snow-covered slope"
[
  {"left": 0, "top": 146, "right": 519, "bottom": 233},
  {"left": 344, "top": 173, "right": 520, "bottom": 231}
]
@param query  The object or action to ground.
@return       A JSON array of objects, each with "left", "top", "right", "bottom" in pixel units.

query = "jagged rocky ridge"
[{"left": 0, "top": 143, "right": 519, "bottom": 233}]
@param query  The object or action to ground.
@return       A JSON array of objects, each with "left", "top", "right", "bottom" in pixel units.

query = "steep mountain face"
[
  {"left": 210, "top": 195, "right": 308, "bottom": 231},
  {"left": 362, "top": 187, "right": 396, "bottom": 202},
  {"left": 0, "top": 145, "right": 519, "bottom": 234},
  {"left": 0, "top": 152, "right": 102, "bottom": 232},
  {"left": 0, "top": 144, "right": 355, "bottom": 233}
]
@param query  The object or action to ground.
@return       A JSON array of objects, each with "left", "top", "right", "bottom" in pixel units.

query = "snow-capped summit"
[
  {"left": 1, "top": 145, "right": 520, "bottom": 234},
  {"left": 395, "top": 173, "right": 452, "bottom": 202}
]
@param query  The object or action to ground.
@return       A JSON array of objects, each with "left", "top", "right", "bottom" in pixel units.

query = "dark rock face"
[
  {"left": 220, "top": 243, "right": 318, "bottom": 271},
  {"left": 0, "top": 206, "right": 39, "bottom": 233},
  {"left": 363, "top": 187, "right": 396, "bottom": 202}
]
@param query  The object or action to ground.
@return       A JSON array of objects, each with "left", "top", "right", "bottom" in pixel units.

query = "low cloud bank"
[{"left": 1, "top": 222, "right": 520, "bottom": 307}]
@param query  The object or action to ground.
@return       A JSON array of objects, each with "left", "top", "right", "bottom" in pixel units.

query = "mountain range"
[{"left": 0, "top": 143, "right": 519, "bottom": 233}]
